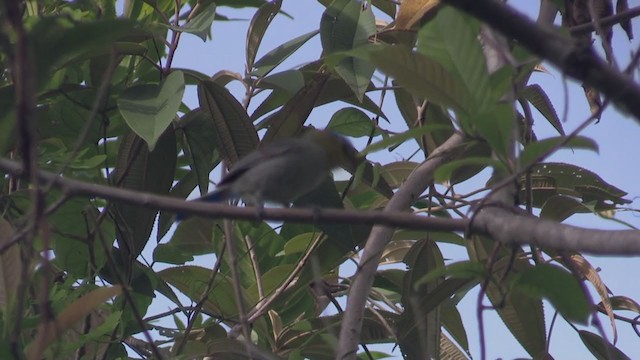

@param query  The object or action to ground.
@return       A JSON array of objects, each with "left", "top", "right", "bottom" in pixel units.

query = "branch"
[
  {"left": 570, "top": 5, "right": 640, "bottom": 36},
  {"left": 337, "top": 133, "right": 466, "bottom": 359},
  {"left": 443, "top": 0, "right": 640, "bottom": 125},
  {"left": 0, "top": 157, "right": 466, "bottom": 233},
  {"left": 1, "top": 156, "right": 638, "bottom": 257},
  {"left": 474, "top": 207, "right": 640, "bottom": 255}
]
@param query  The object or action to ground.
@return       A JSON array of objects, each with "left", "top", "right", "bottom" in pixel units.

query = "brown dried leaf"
[
  {"left": 616, "top": 0, "right": 633, "bottom": 40},
  {"left": 395, "top": 0, "right": 440, "bottom": 30},
  {"left": 569, "top": 254, "right": 617, "bottom": 343}
]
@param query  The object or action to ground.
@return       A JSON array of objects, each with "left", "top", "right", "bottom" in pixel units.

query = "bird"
[{"left": 178, "top": 128, "right": 356, "bottom": 219}]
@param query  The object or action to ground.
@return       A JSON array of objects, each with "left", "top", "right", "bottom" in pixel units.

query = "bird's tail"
[{"left": 176, "top": 188, "right": 231, "bottom": 221}]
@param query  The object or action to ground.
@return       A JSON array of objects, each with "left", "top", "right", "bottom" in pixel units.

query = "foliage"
[{"left": 0, "top": 0, "right": 637, "bottom": 359}]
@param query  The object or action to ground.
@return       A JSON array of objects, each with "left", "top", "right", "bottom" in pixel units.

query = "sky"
[{"left": 135, "top": 1, "right": 640, "bottom": 358}]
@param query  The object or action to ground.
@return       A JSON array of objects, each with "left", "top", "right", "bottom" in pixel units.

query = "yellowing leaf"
[
  {"left": 395, "top": 0, "right": 440, "bottom": 30},
  {"left": 26, "top": 286, "right": 122, "bottom": 360}
]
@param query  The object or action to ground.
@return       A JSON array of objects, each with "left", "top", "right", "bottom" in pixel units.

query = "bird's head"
[{"left": 301, "top": 128, "right": 361, "bottom": 170}]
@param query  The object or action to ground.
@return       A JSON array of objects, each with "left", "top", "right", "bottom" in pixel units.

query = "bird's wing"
[{"left": 218, "top": 140, "right": 303, "bottom": 186}]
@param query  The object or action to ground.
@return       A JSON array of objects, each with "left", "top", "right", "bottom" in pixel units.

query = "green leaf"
[
  {"left": 327, "top": 107, "right": 378, "bottom": 137},
  {"left": 262, "top": 73, "right": 330, "bottom": 142},
  {"left": 197, "top": 79, "right": 259, "bottom": 164},
  {"left": 520, "top": 136, "right": 598, "bottom": 166},
  {"left": 579, "top": 330, "right": 631, "bottom": 360},
  {"left": 252, "top": 73, "right": 386, "bottom": 121},
  {"left": 434, "top": 157, "right": 501, "bottom": 184},
  {"left": 372, "top": 0, "right": 396, "bottom": 18},
  {"left": 110, "top": 129, "right": 177, "bottom": 261},
  {"left": 415, "top": 261, "right": 487, "bottom": 288},
  {"left": 467, "top": 235, "right": 547, "bottom": 357},
  {"left": 523, "top": 84, "right": 564, "bottom": 136},
  {"left": 29, "top": 18, "right": 148, "bottom": 87},
  {"left": 168, "top": 3, "right": 217, "bottom": 41},
  {"left": 259, "top": 69, "right": 306, "bottom": 93},
  {"left": 418, "top": 6, "right": 493, "bottom": 113},
  {"left": 282, "top": 233, "right": 317, "bottom": 255},
  {"left": 525, "top": 163, "right": 631, "bottom": 209},
  {"left": 179, "top": 109, "right": 220, "bottom": 195},
  {"left": 246, "top": 0, "right": 281, "bottom": 69},
  {"left": 539, "top": 195, "right": 590, "bottom": 222},
  {"left": 321, "top": 0, "right": 376, "bottom": 101},
  {"left": 471, "top": 103, "right": 514, "bottom": 159},
  {"left": 252, "top": 30, "right": 319, "bottom": 77},
  {"left": 513, "top": 264, "right": 590, "bottom": 323},
  {"left": 363, "top": 124, "right": 451, "bottom": 155},
  {"left": 117, "top": 71, "right": 185, "bottom": 151},
  {"left": 154, "top": 217, "right": 218, "bottom": 264},
  {"left": 397, "top": 240, "right": 444, "bottom": 359},
  {"left": 158, "top": 265, "right": 242, "bottom": 318},
  {"left": 441, "top": 303, "right": 470, "bottom": 354},
  {"left": 370, "top": 45, "right": 472, "bottom": 116}
]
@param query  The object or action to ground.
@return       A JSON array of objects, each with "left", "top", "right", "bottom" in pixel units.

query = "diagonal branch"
[
  {"left": 337, "top": 132, "right": 466, "bottom": 359},
  {"left": 443, "top": 0, "right": 640, "bottom": 125}
]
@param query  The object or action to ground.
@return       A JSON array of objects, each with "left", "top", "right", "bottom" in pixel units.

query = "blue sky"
[{"left": 138, "top": 1, "right": 640, "bottom": 358}]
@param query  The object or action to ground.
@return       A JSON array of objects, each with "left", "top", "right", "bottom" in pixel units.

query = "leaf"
[
  {"left": 363, "top": 124, "right": 451, "bottom": 155},
  {"left": 513, "top": 264, "right": 590, "bottom": 323},
  {"left": 372, "top": 0, "right": 396, "bottom": 18},
  {"left": 522, "top": 84, "right": 564, "bottom": 136},
  {"left": 154, "top": 217, "right": 218, "bottom": 264},
  {"left": 159, "top": 266, "right": 242, "bottom": 318},
  {"left": 321, "top": 0, "right": 376, "bottom": 101},
  {"left": 616, "top": 0, "right": 633, "bottom": 40},
  {"left": 111, "top": 129, "right": 177, "bottom": 261},
  {"left": 472, "top": 103, "right": 515, "bottom": 159},
  {"left": 253, "top": 30, "right": 319, "bottom": 77},
  {"left": 327, "top": 107, "right": 378, "bottom": 137},
  {"left": 608, "top": 295, "right": 640, "bottom": 313},
  {"left": 567, "top": 254, "right": 616, "bottom": 342},
  {"left": 246, "top": 0, "right": 281, "bottom": 69},
  {"left": 520, "top": 135, "right": 598, "bottom": 166},
  {"left": 467, "top": 235, "right": 547, "bottom": 357},
  {"left": 579, "top": 330, "right": 631, "bottom": 360},
  {"left": 117, "top": 71, "right": 185, "bottom": 151},
  {"left": 370, "top": 45, "right": 472, "bottom": 116},
  {"left": 540, "top": 195, "right": 590, "bottom": 222},
  {"left": 168, "top": 2, "right": 217, "bottom": 41},
  {"left": 398, "top": 240, "right": 444, "bottom": 359},
  {"left": 415, "top": 261, "right": 487, "bottom": 288},
  {"left": 526, "top": 163, "right": 631, "bottom": 209},
  {"left": 251, "top": 72, "right": 386, "bottom": 121},
  {"left": 417, "top": 6, "right": 493, "bottom": 114},
  {"left": 379, "top": 240, "right": 415, "bottom": 265},
  {"left": 197, "top": 79, "right": 259, "bottom": 164},
  {"left": 29, "top": 18, "right": 147, "bottom": 87},
  {"left": 441, "top": 303, "right": 470, "bottom": 355},
  {"left": 179, "top": 109, "right": 220, "bottom": 195},
  {"left": 434, "top": 157, "right": 500, "bottom": 184},
  {"left": 262, "top": 73, "right": 330, "bottom": 142},
  {"left": 395, "top": 0, "right": 440, "bottom": 29},
  {"left": 25, "top": 286, "right": 123, "bottom": 359}
]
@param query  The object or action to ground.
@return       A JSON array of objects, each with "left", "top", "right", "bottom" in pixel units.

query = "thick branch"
[
  {"left": 443, "top": 0, "right": 640, "bottom": 125},
  {"left": 474, "top": 207, "right": 640, "bottom": 256}
]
